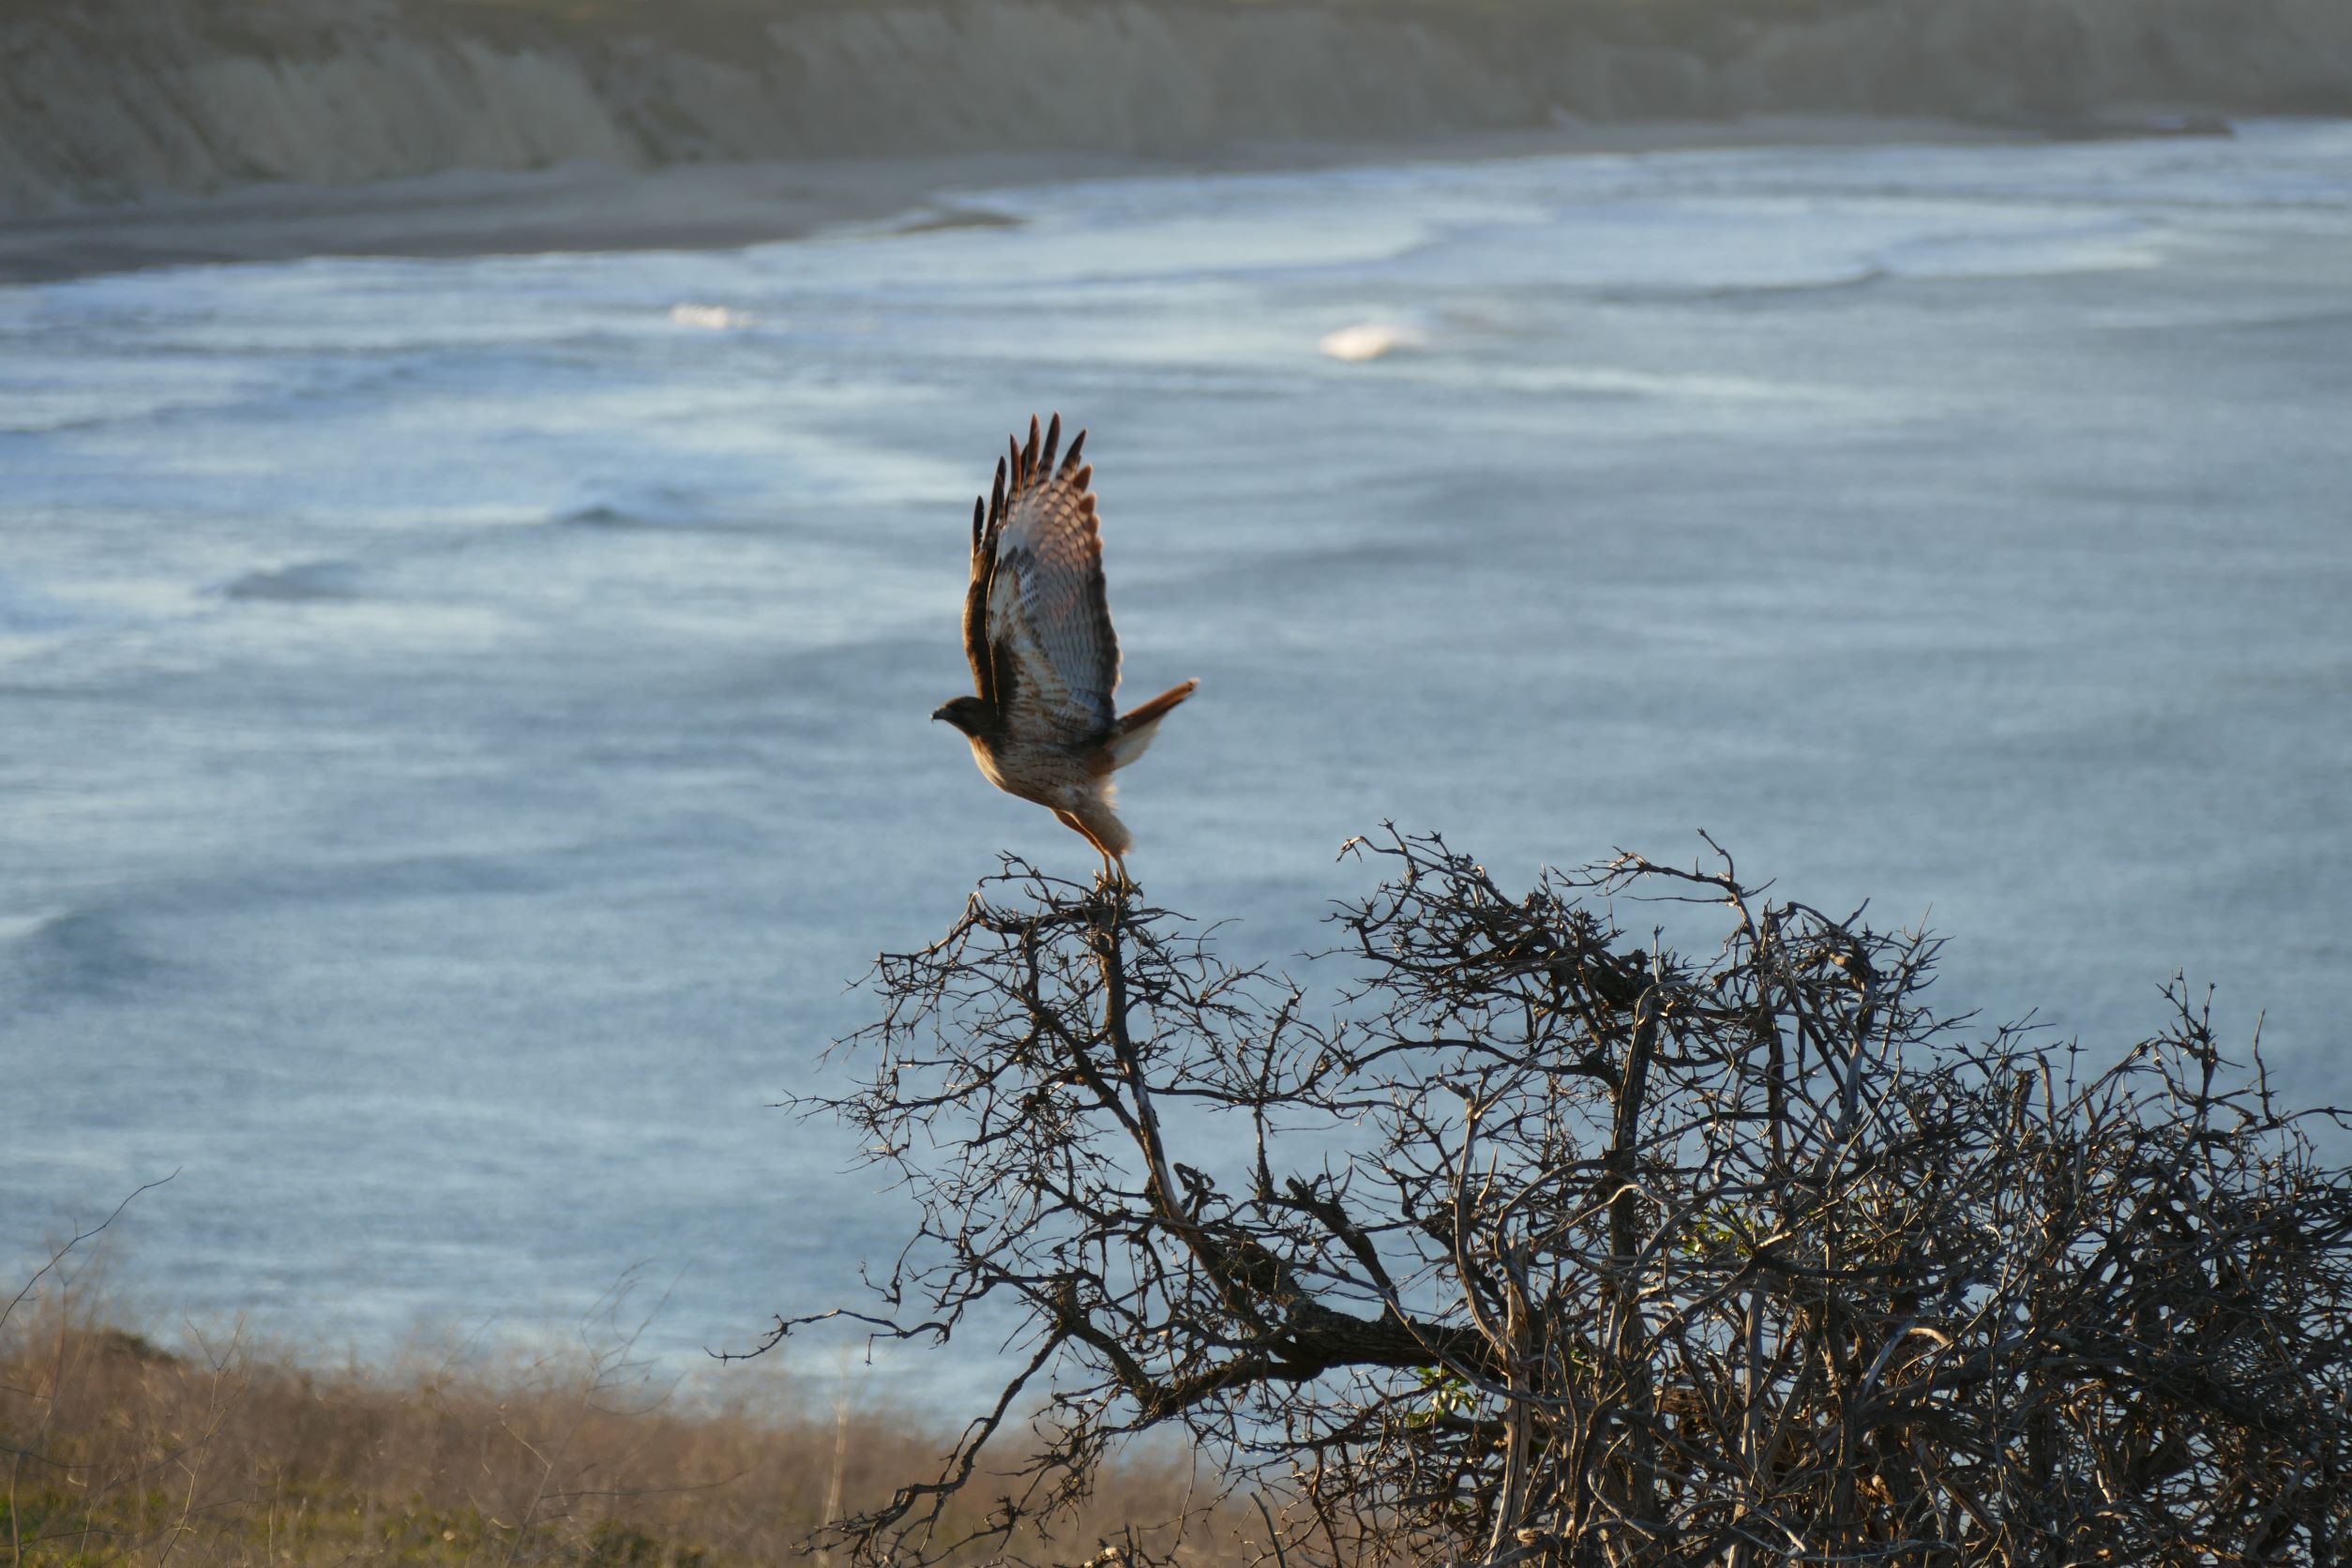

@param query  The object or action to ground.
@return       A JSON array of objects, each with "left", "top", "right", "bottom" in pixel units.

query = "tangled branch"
[{"left": 767, "top": 832, "right": 2352, "bottom": 1567}]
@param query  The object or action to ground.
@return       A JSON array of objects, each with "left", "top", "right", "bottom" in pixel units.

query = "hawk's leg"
[{"left": 1054, "top": 809, "right": 1133, "bottom": 897}]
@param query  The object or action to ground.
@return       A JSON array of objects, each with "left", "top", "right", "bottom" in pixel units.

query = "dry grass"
[{"left": 0, "top": 1271, "right": 1247, "bottom": 1568}]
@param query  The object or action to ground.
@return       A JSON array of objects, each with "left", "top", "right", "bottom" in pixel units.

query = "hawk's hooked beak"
[{"left": 929, "top": 704, "right": 951, "bottom": 723}]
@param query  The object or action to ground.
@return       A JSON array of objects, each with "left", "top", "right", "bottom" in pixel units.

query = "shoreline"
[{"left": 0, "top": 114, "right": 2049, "bottom": 287}]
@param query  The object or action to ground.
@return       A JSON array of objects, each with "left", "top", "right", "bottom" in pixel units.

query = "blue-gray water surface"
[{"left": 4, "top": 123, "right": 2349, "bottom": 1400}]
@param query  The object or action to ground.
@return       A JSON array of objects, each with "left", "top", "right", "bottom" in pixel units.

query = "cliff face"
[
  {"left": 2, "top": 0, "right": 2346, "bottom": 219},
  {"left": 0, "top": 0, "right": 1527, "bottom": 216},
  {"left": 1714, "top": 0, "right": 2352, "bottom": 121}
]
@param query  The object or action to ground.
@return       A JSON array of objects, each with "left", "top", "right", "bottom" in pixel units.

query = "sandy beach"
[{"left": 0, "top": 115, "right": 2040, "bottom": 284}]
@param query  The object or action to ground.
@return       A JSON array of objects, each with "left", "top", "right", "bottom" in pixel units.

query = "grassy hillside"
[{"left": 0, "top": 1296, "right": 1244, "bottom": 1567}]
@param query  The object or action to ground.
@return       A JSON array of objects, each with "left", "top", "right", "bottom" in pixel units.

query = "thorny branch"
[{"left": 763, "top": 830, "right": 2352, "bottom": 1568}]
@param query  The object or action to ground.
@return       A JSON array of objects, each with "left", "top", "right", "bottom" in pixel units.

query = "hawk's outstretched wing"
[{"left": 968, "top": 414, "right": 1121, "bottom": 746}]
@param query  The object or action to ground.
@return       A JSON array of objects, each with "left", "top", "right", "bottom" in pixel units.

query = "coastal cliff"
[{"left": 3, "top": 0, "right": 2347, "bottom": 219}]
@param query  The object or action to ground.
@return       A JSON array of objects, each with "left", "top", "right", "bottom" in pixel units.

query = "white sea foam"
[
  {"left": 669, "top": 302, "right": 758, "bottom": 330},
  {"left": 1318, "top": 318, "right": 1427, "bottom": 361}
]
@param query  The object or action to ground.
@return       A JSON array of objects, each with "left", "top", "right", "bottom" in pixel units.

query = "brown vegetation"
[{"left": 0, "top": 1271, "right": 1246, "bottom": 1567}]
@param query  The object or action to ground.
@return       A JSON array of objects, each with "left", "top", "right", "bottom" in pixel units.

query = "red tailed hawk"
[{"left": 931, "top": 415, "right": 1198, "bottom": 882}]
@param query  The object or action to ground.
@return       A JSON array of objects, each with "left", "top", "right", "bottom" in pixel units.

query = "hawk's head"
[{"left": 931, "top": 695, "right": 996, "bottom": 737}]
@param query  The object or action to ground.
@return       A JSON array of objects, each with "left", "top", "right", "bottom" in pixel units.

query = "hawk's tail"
[{"left": 1109, "top": 679, "right": 1199, "bottom": 771}]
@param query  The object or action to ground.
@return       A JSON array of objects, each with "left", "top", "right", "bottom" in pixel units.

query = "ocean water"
[{"left": 4, "top": 122, "right": 2349, "bottom": 1398}]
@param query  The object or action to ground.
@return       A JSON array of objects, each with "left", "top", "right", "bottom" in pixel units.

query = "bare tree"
[{"left": 766, "top": 827, "right": 2352, "bottom": 1567}]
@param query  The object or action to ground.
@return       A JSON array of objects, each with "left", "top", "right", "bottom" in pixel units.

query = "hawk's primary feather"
[{"left": 986, "top": 418, "right": 1116, "bottom": 744}]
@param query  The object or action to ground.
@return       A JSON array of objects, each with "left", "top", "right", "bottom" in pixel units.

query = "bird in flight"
[{"left": 932, "top": 415, "right": 1198, "bottom": 885}]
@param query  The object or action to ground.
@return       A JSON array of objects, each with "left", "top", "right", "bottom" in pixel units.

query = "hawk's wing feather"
[
  {"left": 982, "top": 415, "right": 1120, "bottom": 746},
  {"left": 961, "top": 490, "right": 994, "bottom": 705}
]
